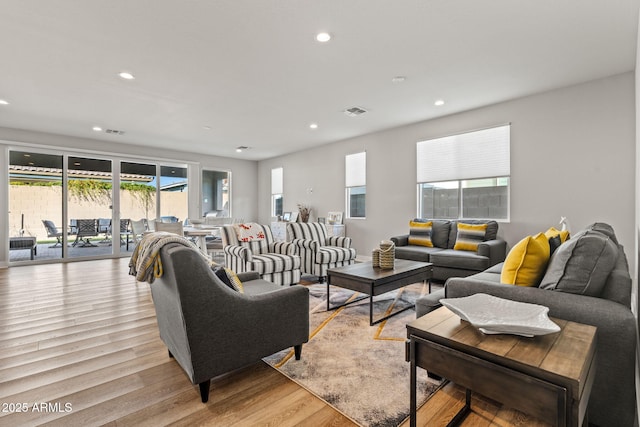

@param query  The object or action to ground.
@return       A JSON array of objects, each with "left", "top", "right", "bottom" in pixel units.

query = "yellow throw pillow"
[
  {"left": 544, "top": 227, "right": 570, "bottom": 242},
  {"left": 224, "top": 268, "right": 245, "bottom": 293},
  {"left": 500, "top": 233, "right": 550, "bottom": 287},
  {"left": 453, "top": 223, "right": 488, "bottom": 251},
  {"left": 408, "top": 220, "right": 434, "bottom": 247}
]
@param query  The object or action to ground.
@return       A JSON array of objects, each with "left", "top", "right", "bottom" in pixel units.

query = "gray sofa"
[
  {"left": 148, "top": 243, "right": 309, "bottom": 403},
  {"left": 390, "top": 219, "right": 507, "bottom": 282},
  {"left": 418, "top": 223, "right": 636, "bottom": 427}
]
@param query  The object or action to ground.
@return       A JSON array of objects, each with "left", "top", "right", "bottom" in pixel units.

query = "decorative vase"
[
  {"left": 372, "top": 248, "right": 380, "bottom": 267},
  {"left": 379, "top": 240, "right": 395, "bottom": 269}
]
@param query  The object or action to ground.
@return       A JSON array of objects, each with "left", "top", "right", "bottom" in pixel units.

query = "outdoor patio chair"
[
  {"left": 72, "top": 219, "right": 98, "bottom": 247},
  {"left": 97, "top": 218, "right": 112, "bottom": 243},
  {"left": 116, "top": 219, "right": 131, "bottom": 249},
  {"left": 42, "top": 220, "right": 65, "bottom": 248}
]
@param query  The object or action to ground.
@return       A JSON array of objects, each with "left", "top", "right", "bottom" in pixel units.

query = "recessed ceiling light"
[
  {"left": 92, "top": 126, "right": 103, "bottom": 132},
  {"left": 316, "top": 32, "right": 331, "bottom": 42},
  {"left": 118, "top": 71, "right": 135, "bottom": 80},
  {"left": 309, "top": 123, "right": 318, "bottom": 129},
  {"left": 434, "top": 99, "right": 445, "bottom": 106},
  {"left": 203, "top": 126, "right": 212, "bottom": 130},
  {"left": 392, "top": 76, "right": 406, "bottom": 84},
  {"left": 0, "top": 99, "right": 9, "bottom": 105}
]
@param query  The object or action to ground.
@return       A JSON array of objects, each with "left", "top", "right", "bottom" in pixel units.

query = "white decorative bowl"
[{"left": 440, "top": 293, "right": 560, "bottom": 337}]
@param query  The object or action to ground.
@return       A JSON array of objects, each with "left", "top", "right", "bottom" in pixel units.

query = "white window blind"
[
  {"left": 417, "top": 125, "right": 510, "bottom": 182},
  {"left": 271, "top": 167, "right": 283, "bottom": 194},
  {"left": 345, "top": 152, "right": 366, "bottom": 187}
]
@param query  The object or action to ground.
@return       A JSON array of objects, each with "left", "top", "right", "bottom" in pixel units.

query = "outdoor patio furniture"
[
  {"left": 9, "top": 236, "right": 37, "bottom": 260},
  {"left": 72, "top": 219, "right": 98, "bottom": 247},
  {"left": 42, "top": 220, "right": 65, "bottom": 248},
  {"left": 118, "top": 219, "right": 132, "bottom": 250},
  {"left": 97, "top": 218, "right": 111, "bottom": 243}
]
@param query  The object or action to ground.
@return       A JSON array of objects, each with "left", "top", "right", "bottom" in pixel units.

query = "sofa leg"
[
  {"left": 318, "top": 276, "right": 326, "bottom": 284},
  {"left": 168, "top": 350, "right": 174, "bottom": 358},
  {"left": 199, "top": 380, "right": 211, "bottom": 403},
  {"left": 294, "top": 344, "right": 302, "bottom": 360}
]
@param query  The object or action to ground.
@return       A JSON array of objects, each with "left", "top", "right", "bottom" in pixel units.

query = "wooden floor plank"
[
  {"left": 0, "top": 258, "right": 355, "bottom": 426},
  {"left": 0, "top": 257, "right": 542, "bottom": 426}
]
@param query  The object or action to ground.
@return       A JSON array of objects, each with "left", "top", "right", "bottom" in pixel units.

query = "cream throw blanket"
[{"left": 129, "top": 231, "right": 207, "bottom": 284}]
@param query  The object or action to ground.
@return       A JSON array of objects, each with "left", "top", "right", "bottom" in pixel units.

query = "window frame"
[
  {"left": 416, "top": 125, "right": 510, "bottom": 221},
  {"left": 271, "top": 167, "right": 284, "bottom": 217},
  {"left": 345, "top": 152, "right": 366, "bottom": 219}
]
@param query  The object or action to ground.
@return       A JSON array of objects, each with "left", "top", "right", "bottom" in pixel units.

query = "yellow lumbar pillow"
[
  {"left": 500, "top": 232, "right": 550, "bottom": 287},
  {"left": 408, "top": 220, "right": 434, "bottom": 247}
]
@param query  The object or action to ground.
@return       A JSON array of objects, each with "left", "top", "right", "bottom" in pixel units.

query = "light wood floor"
[{"left": 0, "top": 257, "right": 543, "bottom": 427}]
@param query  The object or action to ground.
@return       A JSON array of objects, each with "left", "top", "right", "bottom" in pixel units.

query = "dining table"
[{"left": 183, "top": 225, "right": 222, "bottom": 256}]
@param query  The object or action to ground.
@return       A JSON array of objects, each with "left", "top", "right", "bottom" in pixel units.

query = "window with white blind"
[
  {"left": 271, "top": 167, "right": 283, "bottom": 217},
  {"left": 345, "top": 152, "right": 366, "bottom": 218},
  {"left": 416, "top": 125, "right": 510, "bottom": 220}
]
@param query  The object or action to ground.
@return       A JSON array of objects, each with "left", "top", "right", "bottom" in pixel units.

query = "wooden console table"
[{"left": 406, "top": 307, "right": 596, "bottom": 427}]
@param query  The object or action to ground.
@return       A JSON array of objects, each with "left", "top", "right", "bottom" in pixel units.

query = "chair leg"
[
  {"left": 294, "top": 344, "right": 302, "bottom": 360},
  {"left": 199, "top": 380, "right": 211, "bottom": 403}
]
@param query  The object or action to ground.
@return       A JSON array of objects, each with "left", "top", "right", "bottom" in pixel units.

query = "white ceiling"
[{"left": 0, "top": 1, "right": 638, "bottom": 161}]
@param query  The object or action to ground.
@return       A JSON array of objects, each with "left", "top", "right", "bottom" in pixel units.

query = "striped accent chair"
[
  {"left": 286, "top": 222, "right": 357, "bottom": 282},
  {"left": 221, "top": 223, "right": 301, "bottom": 286}
]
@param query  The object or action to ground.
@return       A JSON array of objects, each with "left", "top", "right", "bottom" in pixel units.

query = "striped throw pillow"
[
  {"left": 453, "top": 223, "right": 488, "bottom": 251},
  {"left": 408, "top": 220, "right": 434, "bottom": 247}
]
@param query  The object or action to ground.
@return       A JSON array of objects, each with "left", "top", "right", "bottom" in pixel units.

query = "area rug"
[{"left": 263, "top": 281, "right": 443, "bottom": 427}]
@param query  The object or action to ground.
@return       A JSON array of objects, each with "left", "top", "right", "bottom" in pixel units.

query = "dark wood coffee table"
[
  {"left": 406, "top": 306, "right": 597, "bottom": 427},
  {"left": 327, "top": 260, "right": 432, "bottom": 326}
]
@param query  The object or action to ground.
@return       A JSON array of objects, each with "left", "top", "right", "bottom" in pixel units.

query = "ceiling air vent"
[
  {"left": 105, "top": 129, "right": 125, "bottom": 135},
  {"left": 343, "top": 106, "right": 368, "bottom": 117}
]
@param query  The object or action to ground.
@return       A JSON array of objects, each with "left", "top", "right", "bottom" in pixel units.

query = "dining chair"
[{"left": 130, "top": 219, "right": 147, "bottom": 247}]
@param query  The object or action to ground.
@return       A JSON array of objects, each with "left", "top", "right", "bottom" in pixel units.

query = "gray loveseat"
[
  {"left": 148, "top": 243, "right": 309, "bottom": 403},
  {"left": 419, "top": 223, "right": 635, "bottom": 427},
  {"left": 390, "top": 219, "right": 507, "bottom": 282}
]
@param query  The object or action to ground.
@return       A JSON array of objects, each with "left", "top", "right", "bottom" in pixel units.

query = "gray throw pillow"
[
  {"left": 539, "top": 230, "right": 618, "bottom": 296},
  {"left": 585, "top": 222, "right": 618, "bottom": 244},
  {"left": 413, "top": 219, "right": 450, "bottom": 248}
]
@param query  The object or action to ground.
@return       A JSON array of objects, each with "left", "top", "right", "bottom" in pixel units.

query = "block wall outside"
[
  {"left": 9, "top": 185, "right": 187, "bottom": 240},
  {"left": 419, "top": 186, "right": 507, "bottom": 220}
]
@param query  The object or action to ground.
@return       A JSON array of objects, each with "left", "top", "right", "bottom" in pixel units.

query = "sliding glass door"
[
  {"left": 67, "top": 156, "right": 113, "bottom": 259},
  {"left": 8, "top": 148, "right": 191, "bottom": 264},
  {"left": 9, "top": 150, "right": 64, "bottom": 261}
]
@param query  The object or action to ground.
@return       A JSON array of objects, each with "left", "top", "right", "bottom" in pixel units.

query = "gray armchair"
[{"left": 148, "top": 243, "right": 309, "bottom": 402}]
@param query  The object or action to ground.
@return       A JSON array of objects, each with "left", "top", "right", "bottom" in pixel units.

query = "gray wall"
[{"left": 259, "top": 72, "right": 636, "bottom": 277}]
